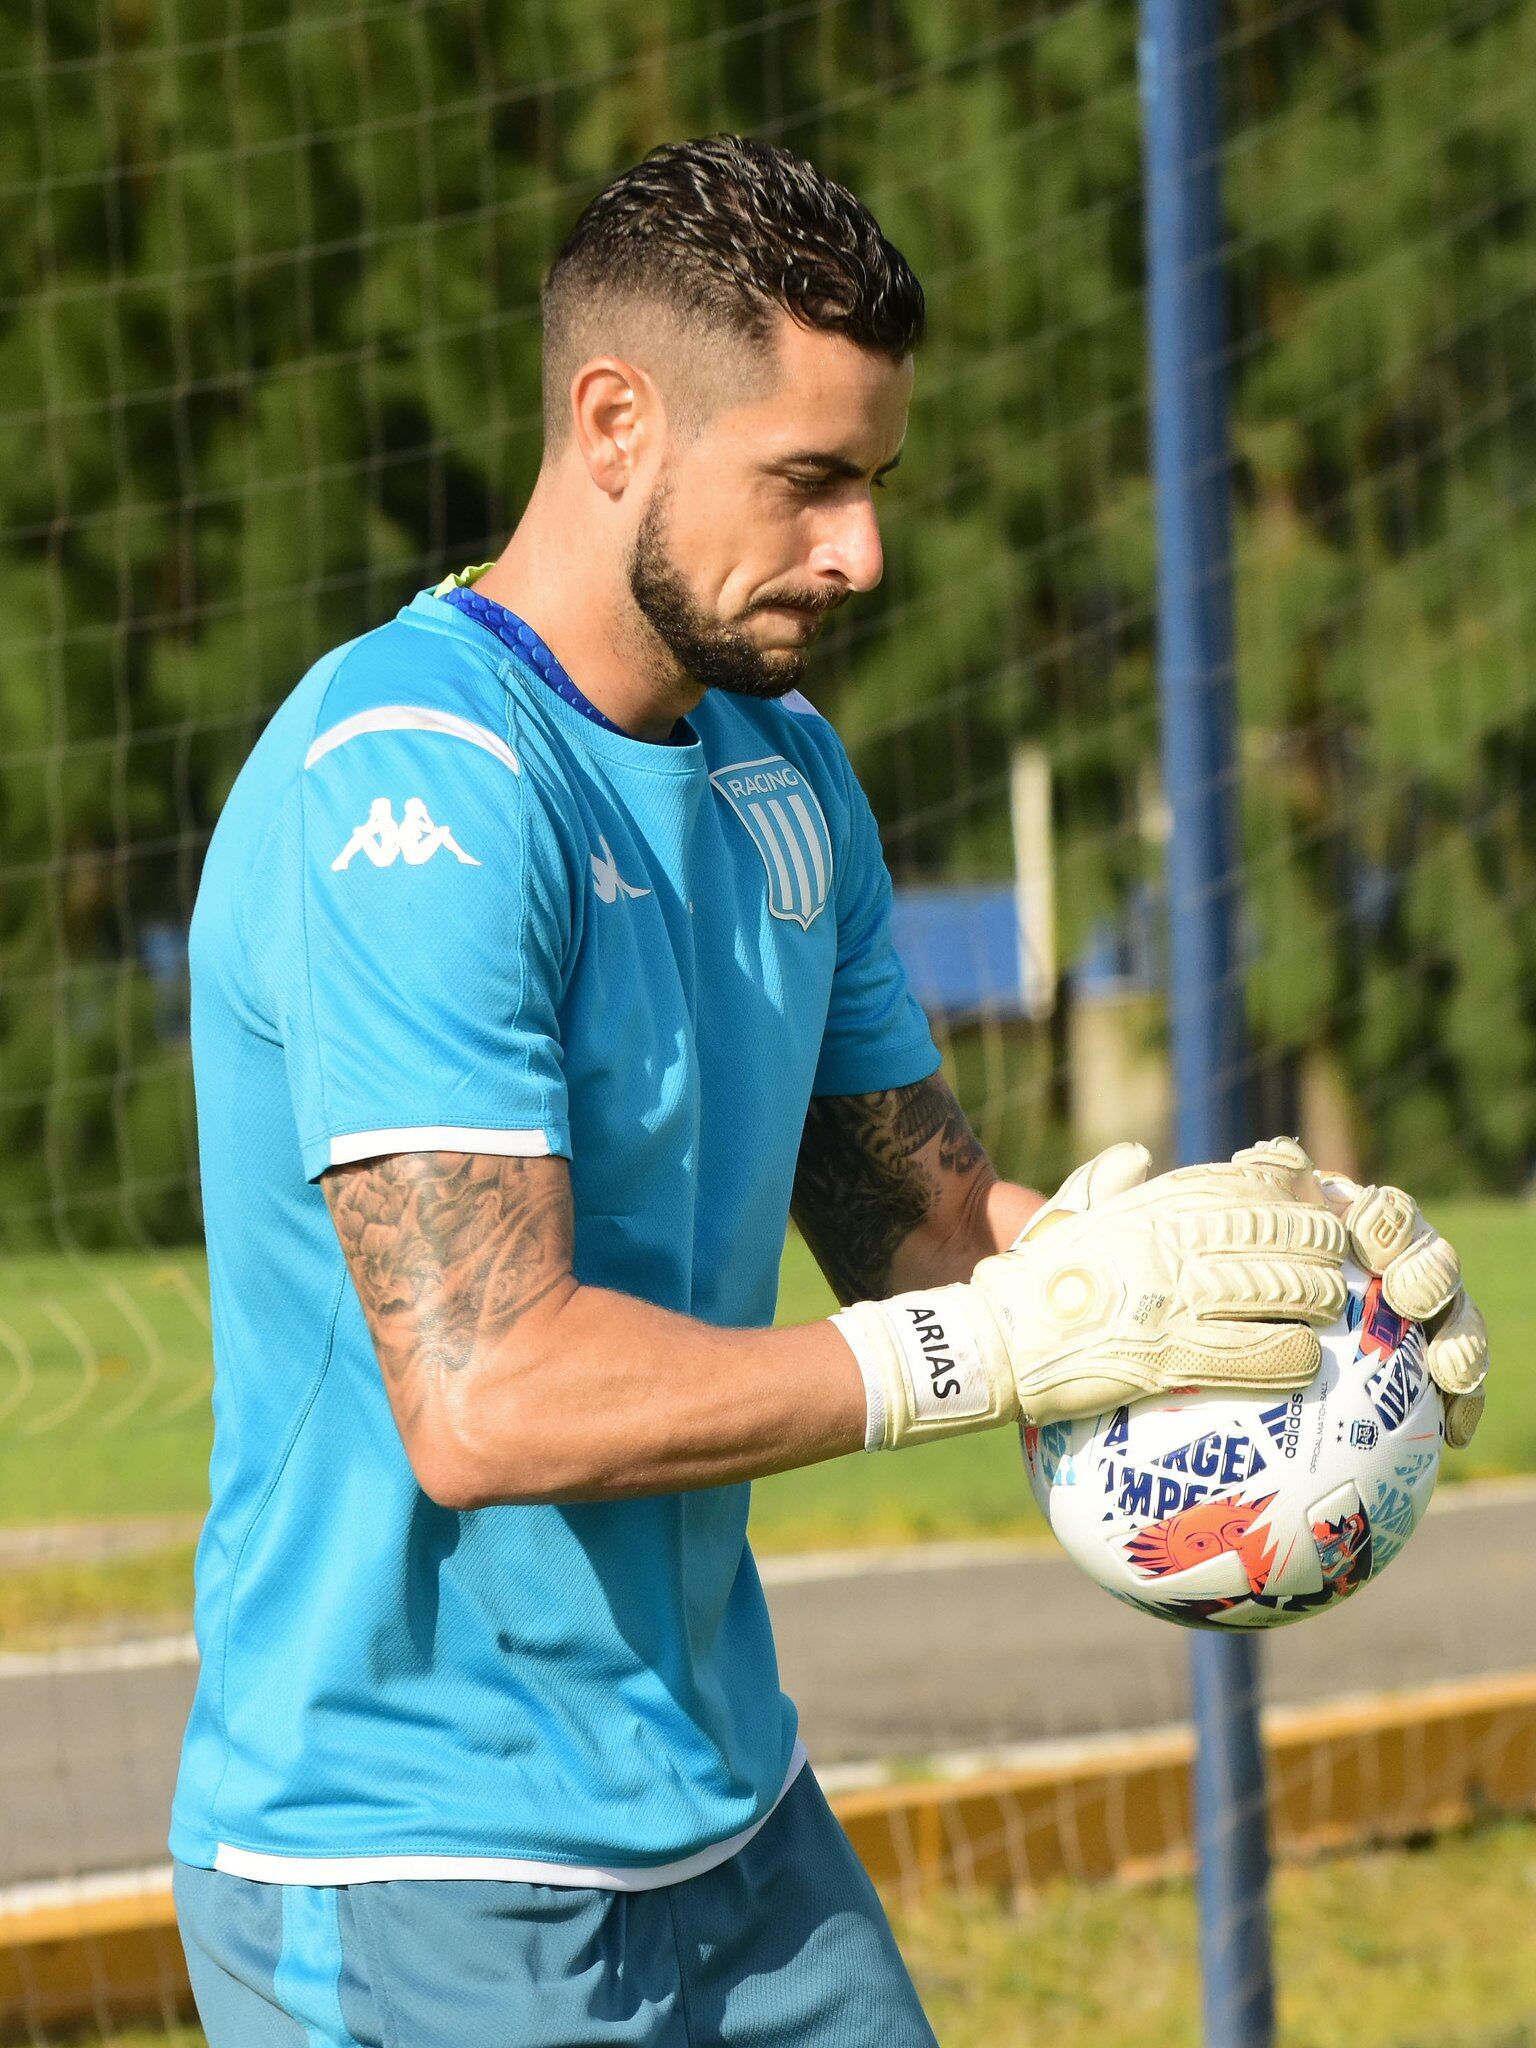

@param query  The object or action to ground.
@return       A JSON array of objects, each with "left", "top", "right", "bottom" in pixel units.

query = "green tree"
[{"left": 1, "top": 0, "right": 1531, "bottom": 1245}]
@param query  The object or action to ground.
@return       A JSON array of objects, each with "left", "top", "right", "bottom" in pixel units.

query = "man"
[{"left": 173, "top": 136, "right": 1487, "bottom": 2044}]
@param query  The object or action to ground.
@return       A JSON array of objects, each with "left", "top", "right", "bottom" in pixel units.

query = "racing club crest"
[{"left": 709, "top": 756, "right": 834, "bottom": 930}]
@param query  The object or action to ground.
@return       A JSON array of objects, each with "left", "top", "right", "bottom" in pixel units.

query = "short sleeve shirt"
[{"left": 171, "top": 587, "right": 938, "bottom": 1879}]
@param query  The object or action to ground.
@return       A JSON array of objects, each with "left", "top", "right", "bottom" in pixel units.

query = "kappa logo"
[
  {"left": 590, "top": 836, "right": 650, "bottom": 904},
  {"left": 709, "top": 756, "right": 833, "bottom": 929},
  {"left": 331, "top": 797, "right": 479, "bottom": 872}
]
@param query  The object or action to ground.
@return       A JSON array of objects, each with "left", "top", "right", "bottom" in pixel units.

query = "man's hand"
[
  {"left": 1301, "top": 1160, "right": 1490, "bottom": 1449},
  {"left": 834, "top": 1137, "right": 1348, "bottom": 1448}
]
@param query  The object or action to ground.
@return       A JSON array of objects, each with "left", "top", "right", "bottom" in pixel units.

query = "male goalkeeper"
[{"left": 172, "top": 136, "right": 1488, "bottom": 2046}]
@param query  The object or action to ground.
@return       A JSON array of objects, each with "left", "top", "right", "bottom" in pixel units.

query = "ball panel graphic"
[{"left": 1020, "top": 1265, "right": 1443, "bottom": 1630}]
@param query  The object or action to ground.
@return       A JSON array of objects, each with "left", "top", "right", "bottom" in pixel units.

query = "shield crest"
[{"left": 709, "top": 755, "right": 834, "bottom": 930}]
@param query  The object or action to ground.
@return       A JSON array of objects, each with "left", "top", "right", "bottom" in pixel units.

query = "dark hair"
[{"left": 541, "top": 136, "right": 924, "bottom": 432}]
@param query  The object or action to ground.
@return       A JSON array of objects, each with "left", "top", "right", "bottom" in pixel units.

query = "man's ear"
[{"left": 569, "top": 355, "right": 661, "bottom": 497}]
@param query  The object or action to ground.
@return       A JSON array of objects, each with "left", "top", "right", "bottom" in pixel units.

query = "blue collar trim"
[{"left": 440, "top": 586, "right": 633, "bottom": 737}]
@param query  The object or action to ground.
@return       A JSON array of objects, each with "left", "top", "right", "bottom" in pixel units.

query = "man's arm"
[
  {"left": 323, "top": 1150, "right": 866, "bottom": 1510},
  {"left": 326, "top": 1134, "right": 1347, "bottom": 1504},
  {"left": 790, "top": 1070, "right": 1044, "bottom": 1303},
  {"left": 324, "top": 1075, "right": 1031, "bottom": 1510}
]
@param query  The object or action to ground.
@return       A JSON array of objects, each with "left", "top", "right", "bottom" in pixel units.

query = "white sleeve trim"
[
  {"left": 212, "top": 1743, "right": 808, "bottom": 1890},
  {"left": 328, "top": 1126, "right": 554, "bottom": 1166},
  {"left": 304, "top": 705, "right": 521, "bottom": 777}
]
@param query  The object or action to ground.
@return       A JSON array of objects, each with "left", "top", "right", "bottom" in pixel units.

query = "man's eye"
[{"left": 783, "top": 473, "right": 891, "bottom": 495}]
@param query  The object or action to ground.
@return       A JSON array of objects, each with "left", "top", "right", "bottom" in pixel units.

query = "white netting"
[{"left": 1, "top": 1, "right": 1532, "bottom": 2041}]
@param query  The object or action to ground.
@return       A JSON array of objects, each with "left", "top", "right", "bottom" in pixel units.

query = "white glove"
[
  {"left": 834, "top": 1137, "right": 1347, "bottom": 1451},
  {"left": 1310, "top": 1167, "right": 1490, "bottom": 1449}
]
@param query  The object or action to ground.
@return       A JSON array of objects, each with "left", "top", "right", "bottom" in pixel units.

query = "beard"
[{"left": 626, "top": 479, "right": 843, "bottom": 701}]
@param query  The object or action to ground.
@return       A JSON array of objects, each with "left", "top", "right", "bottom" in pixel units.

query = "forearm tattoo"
[
  {"left": 323, "top": 1152, "right": 573, "bottom": 1425},
  {"left": 791, "top": 1074, "right": 989, "bottom": 1304}
]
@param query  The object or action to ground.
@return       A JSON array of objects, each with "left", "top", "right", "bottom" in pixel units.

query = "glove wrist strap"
[{"left": 831, "top": 1284, "right": 1013, "bottom": 1452}]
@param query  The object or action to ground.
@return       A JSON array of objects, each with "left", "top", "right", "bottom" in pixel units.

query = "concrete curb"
[
  {"left": 837, "top": 1668, "right": 1536, "bottom": 1901},
  {"left": 0, "top": 1877, "right": 185, "bottom": 2040}
]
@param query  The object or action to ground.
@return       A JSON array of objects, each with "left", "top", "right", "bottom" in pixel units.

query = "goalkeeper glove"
[
  {"left": 1308, "top": 1165, "right": 1490, "bottom": 1449},
  {"left": 834, "top": 1137, "right": 1348, "bottom": 1452}
]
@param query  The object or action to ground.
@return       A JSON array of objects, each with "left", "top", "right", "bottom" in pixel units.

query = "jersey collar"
[{"left": 430, "top": 566, "right": 688, "bottom": 747}]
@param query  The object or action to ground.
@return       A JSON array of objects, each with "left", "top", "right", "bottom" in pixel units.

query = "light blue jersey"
[{"left": 171, "top": 581, "right": 938, "bottom": 1883}]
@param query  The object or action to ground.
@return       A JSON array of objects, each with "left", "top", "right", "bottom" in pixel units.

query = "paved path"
[
  {"left": 775, "top": 1483, "right": 1536, "bottom": 1772},
  {"left": 0, "top": 1516, "right": 200, "bottom": 1569},
  {"left": 3, "top": 1485, "right": 1532, "bottom": 1888}
]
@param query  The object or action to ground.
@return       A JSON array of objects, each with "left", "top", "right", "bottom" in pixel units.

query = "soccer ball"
[{"left": 1020, "top": 1263, "right": 1444, "bottom": 1629}]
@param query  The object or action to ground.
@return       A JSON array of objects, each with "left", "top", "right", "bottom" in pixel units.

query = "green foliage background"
[{"left": 1, "top": 0, "right": 1533, "bottom": 1244}]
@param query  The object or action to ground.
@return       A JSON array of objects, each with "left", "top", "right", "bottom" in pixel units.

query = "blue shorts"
[{"left": 173, "top": 1769, "right": 937, "bottom": 2047}]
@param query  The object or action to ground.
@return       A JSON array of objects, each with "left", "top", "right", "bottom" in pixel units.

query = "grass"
[
  {"left": 56, "top": 1819, "right": 1536, "bottom": 2048},
  {"left": 0, "top": 1251, "right": 215, "bottom": 1526},
  {"left": 0, "top": 1202, "right": 1529, "bottom": 1555},
  {"left": 892, "top": 1817, "right": 1536, "bottom": 2048},
  {"left": 0, "top": 1234, "right": 1041, "bottom": 1552},
  {"left": 0, "top": 1542, "right": 195, "bottom": 1650}
]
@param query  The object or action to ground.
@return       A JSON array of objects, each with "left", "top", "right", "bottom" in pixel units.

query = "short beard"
[{"left": 626, "top": 480, "right": 838, "bottom": 702}]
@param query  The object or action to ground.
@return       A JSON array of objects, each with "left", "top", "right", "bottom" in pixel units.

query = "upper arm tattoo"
[
  {"left": 323, "top": 1151, "right": 574, "bottom": 1428},
  {"left": 791, "top": 1073, "right": 989, "bottom": 1304}
]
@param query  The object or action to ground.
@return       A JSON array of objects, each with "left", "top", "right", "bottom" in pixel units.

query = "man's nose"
[{"left": 810, "top": 499, "right": 885, "bottom": 594}]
